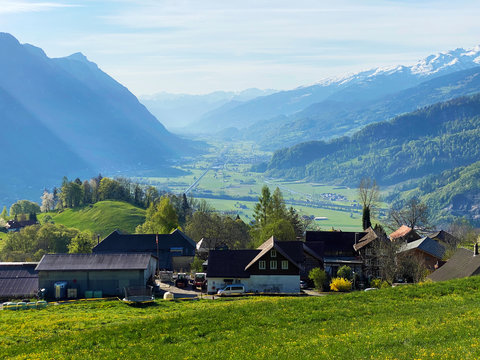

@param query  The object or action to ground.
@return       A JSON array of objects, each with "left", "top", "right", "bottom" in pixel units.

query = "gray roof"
[
  {"left": 36, "top": 253, "right": 155, "bottom": 271},
  {"left": 0, "top": 263, "right": 38, "bottom": 298},
  {"left": 428, "top": 248, "right": 480, "bottom": 282},
  {"left": 397, "top": 237, "right": 445, "bottom": 259}
]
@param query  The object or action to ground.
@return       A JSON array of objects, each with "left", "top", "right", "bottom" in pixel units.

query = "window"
[
  {"left": 281, "top": 260, "right": 288, "bottom": 270},
  {"left": 259, "top": 260, "right": 266, "bottom": 270},
  {"left": 365, "top": 248, "right": 372, "bottom": 256},
  {"left": 270, "top": 260, "right": 277, "bottom": 270},
  {"left": 271, "top": 249, "right": 277, "bottom": 258}
]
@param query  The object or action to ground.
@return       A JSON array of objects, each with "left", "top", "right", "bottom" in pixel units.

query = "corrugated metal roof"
[
  {"left": 397, "top": 237, "right": 445, "bottom": 259},
  {"left": 0, "top": 263, "right": 38, "bottom": 298},
  {"left": 36, "top": 253, "right": 155, "bottom": 271}
]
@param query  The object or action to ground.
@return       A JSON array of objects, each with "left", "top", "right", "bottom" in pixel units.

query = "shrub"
[
  {"left": 371, "top": 278, "right": 390, "bottom": 289},
  {"left": 337, "top": 265, "right": 352, "bottom": 280},
  {"left": 330, "top": 277, "right": 352, "bottom": 292},
  {"left": 308, "top": 268, "right": 327, "bottom": 291}
]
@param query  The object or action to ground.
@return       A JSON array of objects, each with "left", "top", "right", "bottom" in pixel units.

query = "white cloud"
[{"left": 0, "top": 1, "right": 79, "bottom": 14}]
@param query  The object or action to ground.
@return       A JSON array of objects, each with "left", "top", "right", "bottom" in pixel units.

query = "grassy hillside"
[
  {"left": 39, "top": 201, "right": 145, "bottom": 237},
  {"left": 3, "top": 277, "right": 480, "bottom": 359}
]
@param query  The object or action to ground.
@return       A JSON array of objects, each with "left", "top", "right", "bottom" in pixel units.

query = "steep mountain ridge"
[{"left": 0, "top": 33, "right": 197, "bottom": 205}]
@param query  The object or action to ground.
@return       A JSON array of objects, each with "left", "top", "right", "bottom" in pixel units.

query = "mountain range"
[
  {"left": 155, "top": 46, "right": 480, "bottom": 150},
  {"left": 139, "top": 88, "right": 276, "bottom": 132},
  {"left": 0, "top": 33, "right": 200, "bottom": 205}
]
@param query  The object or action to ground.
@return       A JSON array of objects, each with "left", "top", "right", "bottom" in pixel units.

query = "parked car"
[
  {"left": 300, "top": 280, "right": 308, "bottom": 289},
  {"left": 175, "top": 273, "right": 189, "bottom": 288},
  {"left": 217, "top": 284, "right": 245, "bottom": 297}
]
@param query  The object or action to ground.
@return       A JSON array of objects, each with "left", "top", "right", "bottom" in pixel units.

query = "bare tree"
[{"left": 388, "top": 197, "right": 431, "bottom": 233}]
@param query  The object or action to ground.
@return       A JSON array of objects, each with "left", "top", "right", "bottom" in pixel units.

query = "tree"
[
  {"left": 253, "top": 185, "right": 273, "bottom": 228},
  {"left": 40, "top": 190, "right": 55, "bottom": 212},
  {"left": 136, "top": 196, "right": 179, "bottom": 234},
  {"left": 251, "top": 186, "right": 300, "bottom": 245},
  {"left": 388, "top": 197, "right": 431, "bottom": 233},
  {"left": 358, "top": 178, "right": 380, "bottom": 230},
  {"left": 337, "top": 265, "right": 353, "bottom": 280},
  {"left": 9, "top": 200, "right": 41, "bottom": 216},
  {"left": 0, "top": 206, "right": 7, "bottom": 220},
  {"left": 68, "top": 232, "right": 96, "bottom": 253},
  {"left": 309, "top": 268, "right": 327, "bottom": 291}
]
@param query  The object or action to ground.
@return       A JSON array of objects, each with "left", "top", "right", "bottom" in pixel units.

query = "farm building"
[
  {"left": 206, "top": 237, "right": 323, "bottom": 294},
  {"left": 93, "top": 229, "right": 195, "bottom": 271},
  {"left": 36, "top": 253, "right": 157, "bottom": 299},
  {"left": 389, "top": 225, "right": 421, "bottom": 243},
  {"left": 0, "top": 262, "right": 38, "bottom": 300}
]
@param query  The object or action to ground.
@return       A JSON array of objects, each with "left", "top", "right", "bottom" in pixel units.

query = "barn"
[
  {"left": 0, "top": 262, "right": 39, "bottom": 300},
  {"left": 36, "top": 253, "right": 157, "bottom": 299}
]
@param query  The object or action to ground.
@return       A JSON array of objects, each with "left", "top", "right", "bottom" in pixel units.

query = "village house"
[
  {"left": 397, "top": 237, "right": 445, "bottom": 271},
  {"left": 427, "top": 245, "right": 480, "bottom": 282},
  {"left": 389, "top": 225, "right": 421, "bottom": 243},
  {"left": 5, "top": 219, "right": 38, "bottom": 232},
  {"left": 305, "top": 230, "right": 365, "bottom": 278},
  {"left": 353, "top": 227, "right": 389, "bottom": 279},
  {"left": 206, "top": 237, "right": 323, "bottom": 294},
  {"left": 36, "top": 253, "right": 157, "bottom": 299},
  {"left": 92, "top": 229, "right": 195, "bottom": 272}
]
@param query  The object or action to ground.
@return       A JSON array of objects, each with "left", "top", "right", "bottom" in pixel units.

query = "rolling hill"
[{"left": 38, "top": 201, "right": 145, "bottom": 237}]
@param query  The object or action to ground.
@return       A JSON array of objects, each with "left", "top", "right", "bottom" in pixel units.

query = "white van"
[{"left": 217, "top": 284, "right": 245, "bottom": 296}]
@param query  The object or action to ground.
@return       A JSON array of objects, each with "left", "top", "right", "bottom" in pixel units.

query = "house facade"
[
  {"left": 206, "top": 237, "right": 321, "bottom": 294},
  {"left": 306, "top": 230, "right": 365, "bottom": 278}
]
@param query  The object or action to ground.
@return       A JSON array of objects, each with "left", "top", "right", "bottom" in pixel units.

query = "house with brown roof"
[
  {"left": 206, "top": 237, "right": 323, "bottom": 294},
  {"left": 427, "top": 246, "right": 480, "bottom": 282},
  {"left": 389, "top": 225, "right": 421, "bottom": 243},
  {"left": 353, "top": 227, "right": 389, "bottom": 279}
]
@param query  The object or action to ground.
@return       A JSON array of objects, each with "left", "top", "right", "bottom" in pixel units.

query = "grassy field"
[
  {"left": 2, "top": 277, "right": 480, "bottom": 359},
  {"left": 38, "top": 201, "right": 145, "bottom": 237}
]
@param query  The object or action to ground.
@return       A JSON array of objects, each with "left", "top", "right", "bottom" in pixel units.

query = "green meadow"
[
  {"left": 38, "top": 201, "right": 146, "bottom": 237},
  {"left": 2, "top": 277, "right": 480, "bottom": 359}
]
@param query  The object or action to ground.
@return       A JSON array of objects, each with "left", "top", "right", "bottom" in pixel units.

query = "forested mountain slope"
[{"left": 264, "top": 94, "right": 480, "bottom": 184}]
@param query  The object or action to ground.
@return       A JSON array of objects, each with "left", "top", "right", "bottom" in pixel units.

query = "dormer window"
[{"left": 271, "top": 249, "right": 277, "bottom": 258}]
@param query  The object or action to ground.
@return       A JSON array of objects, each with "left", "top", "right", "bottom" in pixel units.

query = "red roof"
[{"left": 389, "top": 225, "right": 413, "bottom": 240}]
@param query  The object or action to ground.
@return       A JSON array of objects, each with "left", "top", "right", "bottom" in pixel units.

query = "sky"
[{"left": 1, "top": 0, "right": 480, "bottom": 96}]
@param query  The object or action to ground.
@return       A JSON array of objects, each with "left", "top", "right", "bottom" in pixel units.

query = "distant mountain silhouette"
[{"left": 0, "top": 33, "right": 199, "bottom": 205}]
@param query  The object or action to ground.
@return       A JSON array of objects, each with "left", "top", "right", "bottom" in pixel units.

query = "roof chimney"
[{"left": 475, "top": 243, "right": 479, "bottom": 256}]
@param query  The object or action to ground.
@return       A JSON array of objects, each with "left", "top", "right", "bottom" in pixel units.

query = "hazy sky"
[{"left": 1, "top": 0, "right": 480, "bottom": 95}]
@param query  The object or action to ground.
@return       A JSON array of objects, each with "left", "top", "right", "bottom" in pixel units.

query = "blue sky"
[{"left": 1, "top": 0, "right": 480, "bottom": 95}]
